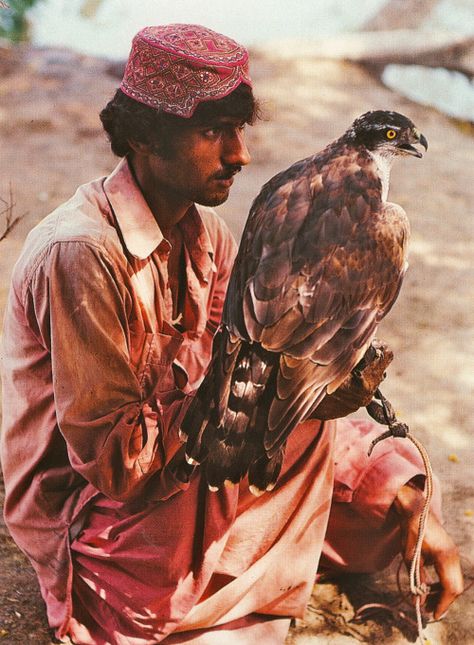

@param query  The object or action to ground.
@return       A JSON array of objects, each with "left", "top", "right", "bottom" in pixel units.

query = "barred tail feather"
[
  {"left": 178, "top": 332, "right": 281, "bottom": 490},
  {"left": 204, "top": 436, "right": 256, "bottom": 490},
  {"left": 184, "top": 420, "right": 215, "bottom": 466},
  {"left": 248, "top": 446, "right": 285, "bottom": 496}
]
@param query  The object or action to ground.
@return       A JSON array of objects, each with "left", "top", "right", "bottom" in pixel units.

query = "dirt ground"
[{"left": 0, "top": 43, "right": 473, "bottom": 644}]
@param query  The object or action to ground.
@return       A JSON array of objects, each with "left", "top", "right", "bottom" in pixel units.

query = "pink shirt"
[
  {"left": 1, "top": 158, "right": 236, "bottom": 627},
  {"left": 1, "top": 158, "right": 438, "bottom": 644}
]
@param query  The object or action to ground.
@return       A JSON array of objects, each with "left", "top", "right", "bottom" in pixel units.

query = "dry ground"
[{"left": 0, "top": 44, "right": 473, "bottom": 643}]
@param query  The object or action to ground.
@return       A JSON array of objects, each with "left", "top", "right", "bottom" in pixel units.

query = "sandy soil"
[{"left": 0, "top": 44, "right": 472, "bottom": 644}]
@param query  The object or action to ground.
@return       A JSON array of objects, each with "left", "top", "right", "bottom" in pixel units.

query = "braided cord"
[
  {"left": 407, "top": 434, "right": 434, "bottom": 645},
  {"left": 367, "top": 389, "right": 435, "bottom": 645}
]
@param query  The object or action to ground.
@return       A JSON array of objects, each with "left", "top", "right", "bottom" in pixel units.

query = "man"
[{"left": 1, "top": 24, "right": 462, "bottom": 645}]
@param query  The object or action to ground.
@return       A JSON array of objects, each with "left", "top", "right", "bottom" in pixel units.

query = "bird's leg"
[
  {"left": 366, "top": 388, "right": 409, "bottom": 456},
  {"left": 352, "top": 342, "right": 381, "bottom": 379}
]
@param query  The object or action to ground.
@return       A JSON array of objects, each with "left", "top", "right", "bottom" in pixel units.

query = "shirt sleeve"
[
  {"left": 331, "top": 417, "right": 442, "bottom": 527},
  {"left": 27, "top": 240, "right": 181, "bottom": 502},
  {"left": 206, "top": 219, "right": 238, "bottom": 335}
]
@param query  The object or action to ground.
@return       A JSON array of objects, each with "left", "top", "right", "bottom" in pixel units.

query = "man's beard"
[{"left": 195, "top": 165, "right": 242, "bottom": 207}]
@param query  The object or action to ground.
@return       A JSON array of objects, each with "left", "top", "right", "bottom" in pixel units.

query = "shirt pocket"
[{"left": 129, "top": 320, "right": 184, "bottom": 396}]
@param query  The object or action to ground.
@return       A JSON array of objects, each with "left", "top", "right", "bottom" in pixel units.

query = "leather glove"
[{"left": 311, "top": 339, "right": 394, "bottom": 420}]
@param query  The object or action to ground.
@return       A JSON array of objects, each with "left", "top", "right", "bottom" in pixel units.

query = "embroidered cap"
[{"left": 120, "top": 24, "right": 252, "bottom": 118}]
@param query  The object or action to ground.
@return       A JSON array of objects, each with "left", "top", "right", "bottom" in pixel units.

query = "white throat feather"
[{"left": 368, "top": 150, "right": 394, "bottom": 202}]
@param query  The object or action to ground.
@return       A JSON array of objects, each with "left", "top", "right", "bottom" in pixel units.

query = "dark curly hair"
[{"left": 100, "top": 83, "right": 259, "bottom": 158}]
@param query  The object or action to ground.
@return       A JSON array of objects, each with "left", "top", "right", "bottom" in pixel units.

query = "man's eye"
[
  {"left": 203, "top": 127, "right": 222, "bottom": 138},
  {"left": 202, "top": 123, "right": 245, "bottom": 139}
]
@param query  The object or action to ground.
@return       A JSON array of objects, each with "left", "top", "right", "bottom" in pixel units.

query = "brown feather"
[{"left": 180, "top": 116, "right": 413, "bottom": 492}]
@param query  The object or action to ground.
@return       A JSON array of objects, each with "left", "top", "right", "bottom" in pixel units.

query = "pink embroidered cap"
[{"left": 120, "top": 24, "right": 252, "bottom": 118}]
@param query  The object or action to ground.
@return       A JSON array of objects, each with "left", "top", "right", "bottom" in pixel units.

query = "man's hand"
[
  {"left": 394, "top": 482, "right": 464, "bottom": 619},
  {"left": 312, "top": 339, "right": 393, "bottom": 420}
]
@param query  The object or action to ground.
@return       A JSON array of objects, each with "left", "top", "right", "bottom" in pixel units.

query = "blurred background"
[
  {"left": 2, "top": 0, "right": 474, "bottom": 120},
  {"left": 0, "top": 1, "right": 473, "bottom": 643}
]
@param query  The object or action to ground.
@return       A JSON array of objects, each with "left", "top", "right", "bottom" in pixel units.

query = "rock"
[
  {"left": 382, "top": 64, "right": 474, "bottom": 122},
  {"left": 258, "top": 30, "right": 474, "bottom": 72},
  {"left": 362, "top": 0, "right": 440, "bottom": 31}
]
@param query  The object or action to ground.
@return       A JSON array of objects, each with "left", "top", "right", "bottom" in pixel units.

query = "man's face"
[{"left": 149, "top": 116, "right": 251, "bottom": 208}]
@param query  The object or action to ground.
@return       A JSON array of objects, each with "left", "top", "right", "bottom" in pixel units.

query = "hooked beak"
[
  {"left": 418, "top": 133, "right": 428, "bottom": 151},
  {"left": 398, "top": 130, "right": 428, "bottom": 158}
]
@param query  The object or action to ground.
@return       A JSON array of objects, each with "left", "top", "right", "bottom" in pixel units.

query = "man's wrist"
[{"left": 393, "top": 479, "right": 426, "bottom": 518}]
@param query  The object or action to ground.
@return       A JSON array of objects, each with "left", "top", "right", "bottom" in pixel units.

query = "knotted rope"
[{"left": 367, "top": 388, "right": 434, "bottom": 645}]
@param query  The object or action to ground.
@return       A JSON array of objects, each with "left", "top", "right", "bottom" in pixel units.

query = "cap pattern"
[{"left": 120, "top": 24, "right": 252, "bottom": 118}]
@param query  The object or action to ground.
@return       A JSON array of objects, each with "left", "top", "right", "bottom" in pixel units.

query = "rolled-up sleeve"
[
  {"left": 332, "top": 418, "right": 442, "bottom": 526},
  {"left": 26, "top": 240, "right": 179, "bottom": 501},
  {"left": 320, "top": 417, "right": 442, "bottom": 574}
]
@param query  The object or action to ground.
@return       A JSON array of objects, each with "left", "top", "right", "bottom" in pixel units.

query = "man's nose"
[{"left": 223, "top": 129, "right": 251, "bottom": 167}]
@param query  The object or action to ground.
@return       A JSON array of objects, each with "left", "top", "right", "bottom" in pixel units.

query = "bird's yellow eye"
[{"left": 386, "top": 129, "right": 397, "bottom": 139}]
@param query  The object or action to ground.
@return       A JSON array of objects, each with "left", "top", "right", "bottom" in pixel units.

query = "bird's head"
[{"left": 346, "top": 110, "right": 428, "bottom": 159}]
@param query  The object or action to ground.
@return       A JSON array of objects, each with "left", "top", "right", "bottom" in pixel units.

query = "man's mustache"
[{"left": 213, "top": 165, "right": 242, "bottom": 180}]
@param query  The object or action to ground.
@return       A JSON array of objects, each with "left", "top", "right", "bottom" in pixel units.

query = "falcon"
[{"left": 178, "top": 110, "right": 428, "bottom": 495}]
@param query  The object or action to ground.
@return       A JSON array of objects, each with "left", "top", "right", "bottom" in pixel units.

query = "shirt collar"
[
  {"left": 103, "top": 157, "right": 163, "bottom": 259},
  {"left": 103, "top": 158, "right": 215, "bottom": 278},
  {"left": 179, "top": 206, "right": 215, "bottom": 282}
]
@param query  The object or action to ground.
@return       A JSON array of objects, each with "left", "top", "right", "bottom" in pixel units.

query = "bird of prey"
[{"left": 178, "top": 110, "right": 428, "bottom": 495}]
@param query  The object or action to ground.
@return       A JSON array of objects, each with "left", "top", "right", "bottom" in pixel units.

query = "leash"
[{"left": 366, "top": 388, "right": 434, "bottom": 645}]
